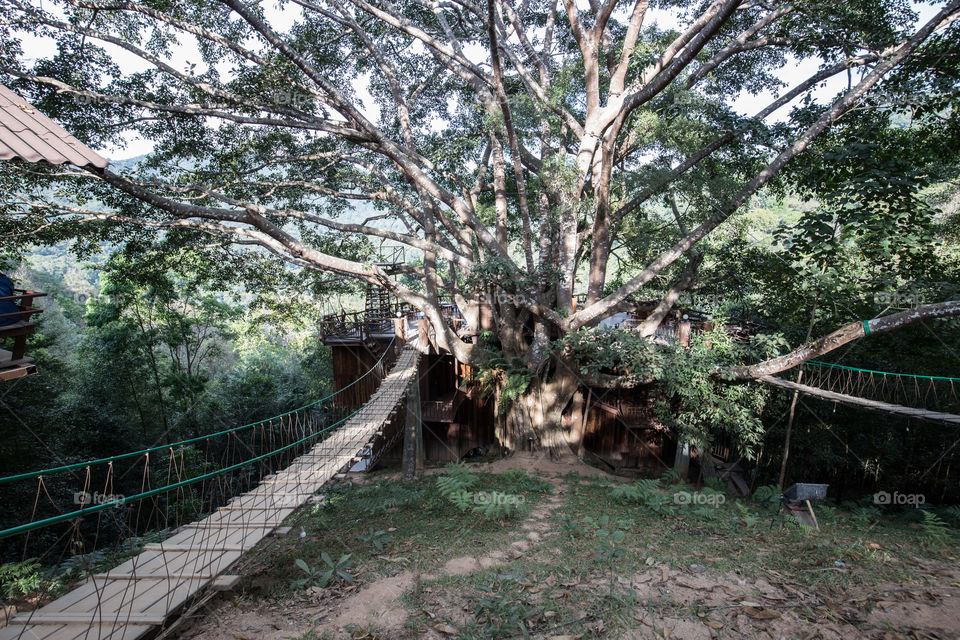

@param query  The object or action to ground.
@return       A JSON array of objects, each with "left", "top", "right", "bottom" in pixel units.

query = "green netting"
[
  {"left": 0, "top": 409, "right": 354, "bottom": 540},
  {"left": 807, "top": 359, "right": 960, "bottom": 382},
  {"left": 0, "top": 337, "right": 395, "bottom": 485}
]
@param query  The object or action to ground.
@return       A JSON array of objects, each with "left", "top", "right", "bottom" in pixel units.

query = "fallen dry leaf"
[
  {"left": 675, "top": 580, "right": 706, "bottom": 590},
  {"left": 432, "top": 623, "right": 457, "bottom": 635},
  {"left": 743, "top": 606, "right": 781, "bottom": 620},
  {"left": 704, "top": 620, "right": 724, "bottom": 630}
]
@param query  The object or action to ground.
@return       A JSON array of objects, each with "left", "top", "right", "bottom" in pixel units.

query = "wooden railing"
[
  {"left": 0, "top": 289, "right": 46, "bottom": 326},
  {"left": 318, "top": 296, "right": 758, "bottom": 348},
  {"left": 0, "top": 289, "right": 47, "bottom": 371},
  {"left": 318, "top": 299, "right": 468, "bottom": 344},
  {"left": 421, "top": 388, "right": 468, "bottom": 422},
  {"left": 318, "top": 308, "right": 414, "bottom": 341}
]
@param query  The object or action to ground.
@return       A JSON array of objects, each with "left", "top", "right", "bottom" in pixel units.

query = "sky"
[{"left": 14, "top": 1, "right": 942, "bottom": 161}]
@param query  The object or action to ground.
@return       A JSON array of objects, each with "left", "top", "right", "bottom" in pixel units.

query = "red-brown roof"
[{"left": 0, "top": 84, "right": 108, "bottom": 169}]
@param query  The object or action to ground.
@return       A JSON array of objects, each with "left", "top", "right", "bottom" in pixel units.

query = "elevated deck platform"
[
  {"left": 0, "top": 348, "right": 37, "bottom": 381},
  {"left": 0, "top": 289, "right": 46, "bottom": 381}
]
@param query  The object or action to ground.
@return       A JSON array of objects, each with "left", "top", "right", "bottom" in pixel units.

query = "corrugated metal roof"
[{"left": 0, "top": 84, "right": 108, "bottom": 169}]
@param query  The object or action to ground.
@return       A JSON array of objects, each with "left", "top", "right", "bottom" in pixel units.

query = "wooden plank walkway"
[
  {"left": 759, "top": 375, "right": 960, "bottom": 425},
  {"left": 0, "top": 347, "right": 420, "bottom": 640}
]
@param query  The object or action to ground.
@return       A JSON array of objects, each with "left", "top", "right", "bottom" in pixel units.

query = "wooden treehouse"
[
  {"left": 0, "top": 289, "right": 46, "bottom": 381},
  {"left": 318, "top": 266, "right": 496, "bottom": 465},
  {"left": 319, "top": 278, "right": 757, "bottom": 479},
  {"left": 574, "top": 306, "right": 757, "bottom": 483}
]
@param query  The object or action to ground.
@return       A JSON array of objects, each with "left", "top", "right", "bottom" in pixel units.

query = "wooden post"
[
  {"left": 780, "top": 293, "right": 820, "bottom": 488},
  {"left": 567, "top": 388, "right": 591, "bottom": 458},
  {"left": 12, "top": 334, "right": 26, "bottom": 360},
  {"left": 416, "top": 404, "right": 425, "bottom": 474},
  {"left": 673, "top": 441, "right": 690, "bottom": 478},
  {"left": 778, "top": 369, "right": 803, "bottom": 489},
  {"left": 417, "top": 318, "right": 429, "bottom": 351},
  {"left": 804, "top": 499, "right": 820, "bottom": 531},
  {"left": 678, "top": 320, "right": 691, "bottom": 348},
  {"left": 393, "top": 317, "right": 406, "bottom": 344},
  {"left": 402, "top": 373, "right": 422, "bottom": 480},
  {"left": 702, "top": 321, "right": 713, "bottom": 350}
]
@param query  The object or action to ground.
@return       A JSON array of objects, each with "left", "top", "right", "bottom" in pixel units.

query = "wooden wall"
[
  {"left": 579, "top": 388, "right": 676, "bottom": 475},
  {"left": 421, "top": 353, "right": 496, "bottom": 462},
  {"left": 329, "top": 342, "right": 388, "bottom": 408},
  {"left": 422, "top": 392, "right": 496, "bottom": 463}
]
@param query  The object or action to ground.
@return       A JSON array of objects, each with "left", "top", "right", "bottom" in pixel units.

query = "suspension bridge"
[
  {"left": 760, "top": 360, "right": 960, "bottom": 425},
  {"left": 0, "top": 340, "right": 419, "bottom": 640}
]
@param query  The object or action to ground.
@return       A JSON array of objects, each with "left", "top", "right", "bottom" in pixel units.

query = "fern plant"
[
  {"left": 942, "top": 505, "right": 960, "bottom": 527},
  {"left": 660, "top": 468, "right": 683, "bottom": 486},
  {"left": 921, "top": 511, "right": 951, "bottom": 544},
  {"left": 635, "top": 478, "right": 659, "bottom": 493},
  {"left": 0, "top": 558, "right": 44, "bottom": 599},
  {"left": 849, "top": 505, "right": 882, "bottom": 528},
  {"left": 752, "top": 484, "right": 783, "bottom": 512},
  {"left": 448, "top": 489, "right": 475, "bottom": 512},
  {"left": 474, "top": 497, "right": 523, "bottom": 520},
  {"left": 437, "top": 462, "right": 479, "bottom": 500},
  {"left": 609, "top": 483, "right": 644, "bottom": 503},
  {"left": 733, "top": 502, "right": 760, "bottom": 528},
  {"left": 610, "top": 480, "right": 673, "bottom": 513}
]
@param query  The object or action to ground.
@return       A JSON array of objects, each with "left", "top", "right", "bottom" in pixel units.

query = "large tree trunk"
[{"left": 495, "top": 360, "right": 582, "bottom": 457}]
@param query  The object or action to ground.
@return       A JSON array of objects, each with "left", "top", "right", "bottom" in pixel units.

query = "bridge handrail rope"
[
  {"left": 0, "top": 336, "right": 396, "bottom": 486},
  {"left": 0, "top": 405, "right": 359, "bottom": 540},
  {"left": 806, "top": 359, "right": 960, "bottom": 382}
]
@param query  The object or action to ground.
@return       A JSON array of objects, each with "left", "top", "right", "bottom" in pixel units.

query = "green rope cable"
[
  {"left": 0, "top": 406, "right": 360, "bottom": 540},
  {"left": 0, "top": 337, "right": 397, "bottom": 486},
  {"left": 807, "top": 359, "right": 960, "bottom": 382}
]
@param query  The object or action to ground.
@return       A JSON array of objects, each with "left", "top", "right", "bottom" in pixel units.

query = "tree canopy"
[{"left": 2, "top": 0, "right": 959, "bottom": 448}]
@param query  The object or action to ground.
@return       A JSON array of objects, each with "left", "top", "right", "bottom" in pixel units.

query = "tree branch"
[{"left": 721, "top": 301, "right": 960, "bottom": 381}]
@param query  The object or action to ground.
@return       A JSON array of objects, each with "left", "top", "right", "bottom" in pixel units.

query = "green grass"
[
  {"left": 555, "top": 475, "right": 946, "bottom": 592},
  {"left": 230, "top": 469, "right": 957, "bottom": 639},
  {"left": 251, "top": 469, "right": 552, "bottom": 600}
]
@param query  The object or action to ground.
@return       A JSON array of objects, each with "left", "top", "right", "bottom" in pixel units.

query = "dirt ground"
[{"left": 176, "top": 455, "right": 960, "bottom": 640}]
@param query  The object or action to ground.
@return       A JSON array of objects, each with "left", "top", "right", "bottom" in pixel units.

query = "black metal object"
[{"left": 783, "top": 483, "right": 828, "bottom": 502}]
